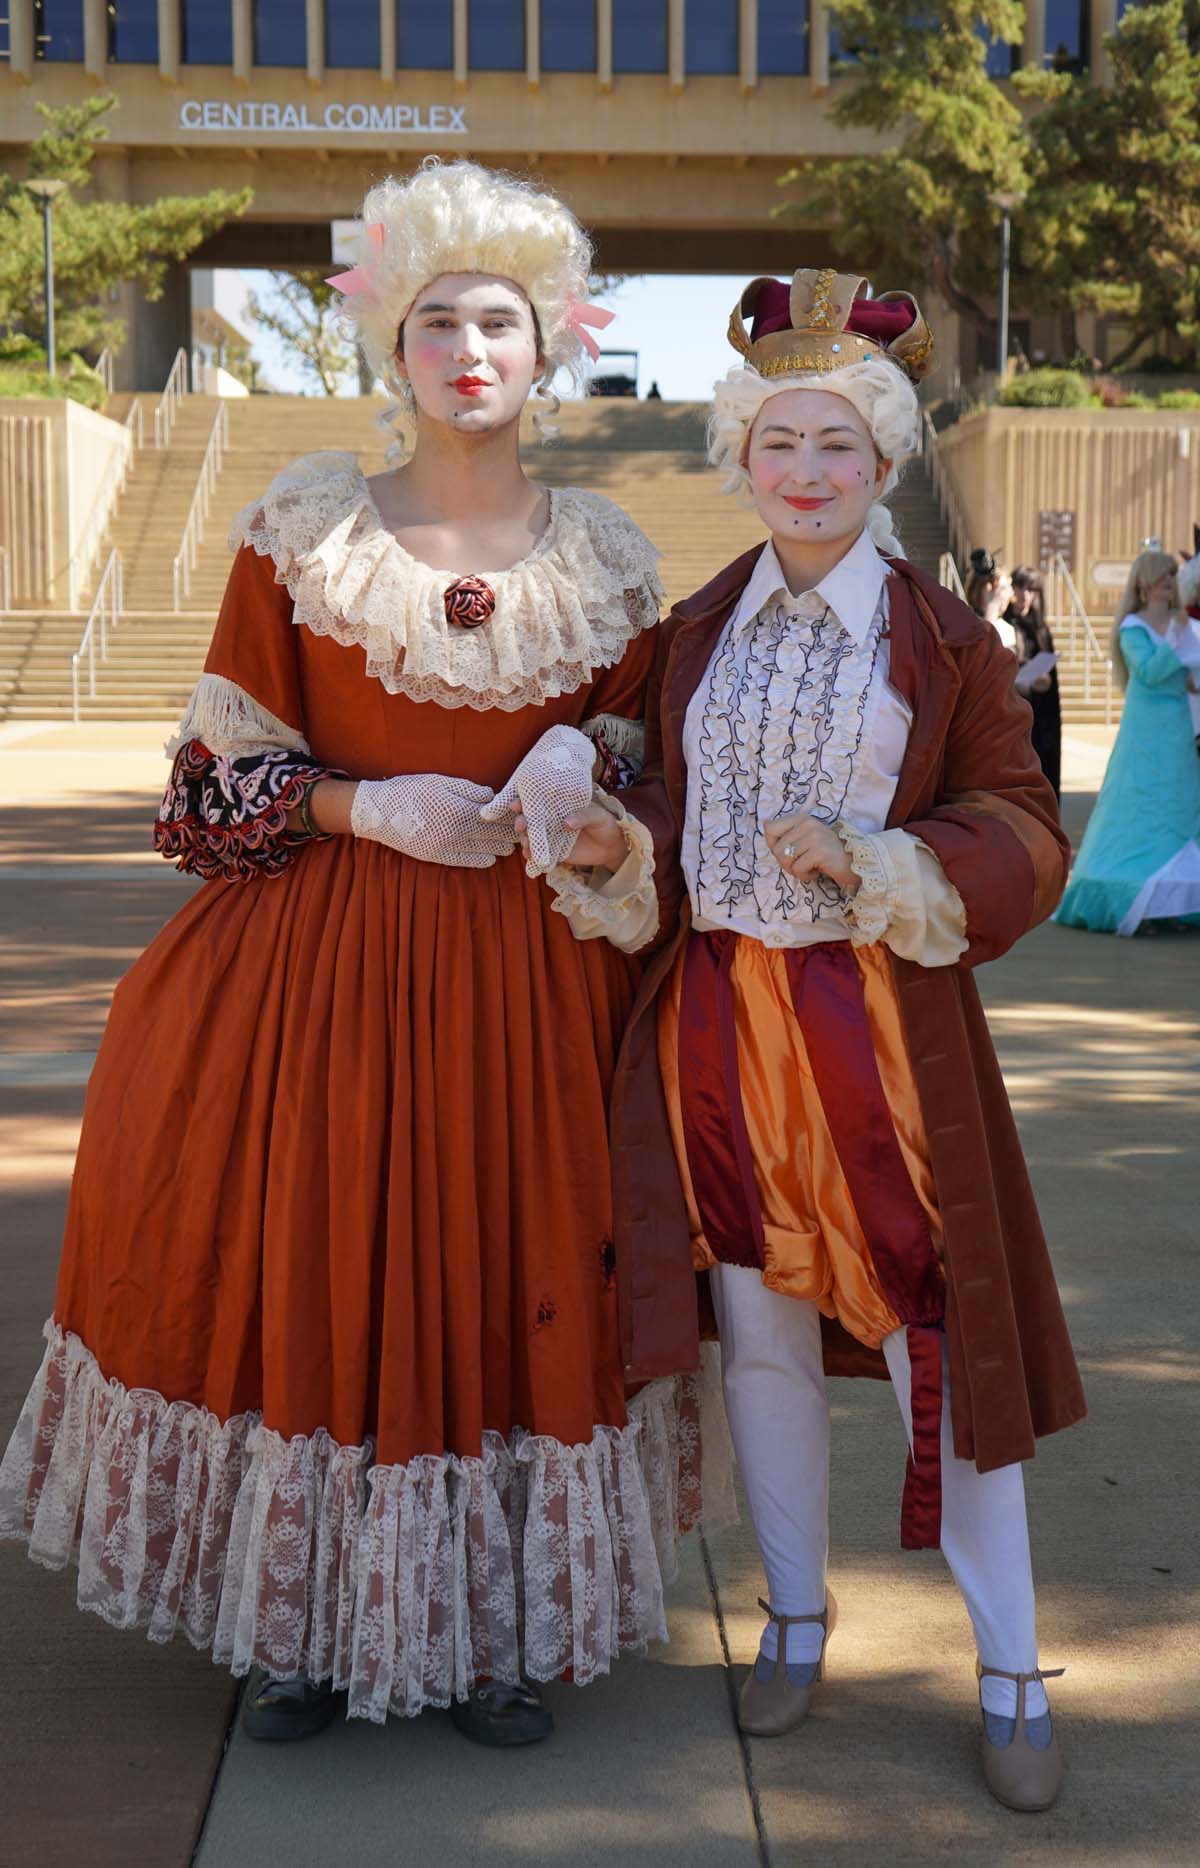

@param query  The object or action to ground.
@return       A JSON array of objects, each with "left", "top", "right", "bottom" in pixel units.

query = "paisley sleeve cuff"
[{"left": 546, "top": 791, "right": 659, "bottom": 955}]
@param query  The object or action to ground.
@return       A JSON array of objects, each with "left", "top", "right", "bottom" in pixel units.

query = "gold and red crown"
[{"left": 728, "top": 268, "right": 935, "bottom": 385}]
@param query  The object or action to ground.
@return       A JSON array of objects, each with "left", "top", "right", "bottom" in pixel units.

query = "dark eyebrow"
[{"left": 413, "top": 300, "right": 521, "bottom": 317}]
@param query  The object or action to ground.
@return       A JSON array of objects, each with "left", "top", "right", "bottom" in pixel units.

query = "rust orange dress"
[{"left": 0, "top": 453, "right": 728, "bottom": 1721}]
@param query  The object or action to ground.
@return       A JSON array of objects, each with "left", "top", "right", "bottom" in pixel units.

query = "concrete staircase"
[{"left": 4, "top": 391, "right": 1115, "bottom": 726}]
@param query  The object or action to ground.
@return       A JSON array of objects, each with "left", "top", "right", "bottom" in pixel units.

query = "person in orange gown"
[{"left": 0, "top": 160, "right": 729, "bottom": 1746}]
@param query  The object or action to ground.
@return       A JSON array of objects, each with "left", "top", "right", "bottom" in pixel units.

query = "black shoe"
[
  {"left": 241, "top": 1667, "right": 341, "bottom": 1741},
  {"left": 448, "top": 1680, "right": 554, "bottom": 1747}
]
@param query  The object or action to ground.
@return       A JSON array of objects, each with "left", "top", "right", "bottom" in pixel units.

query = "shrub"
[
  {"left": 0, "top": 354, "right": 106, "bottom": 410},
  {"left": 997, "top": 369, "right": 1093, "bottom": 409},
  {"left": 1155, "top": 390, "right": 1200, "bottom": 410}
]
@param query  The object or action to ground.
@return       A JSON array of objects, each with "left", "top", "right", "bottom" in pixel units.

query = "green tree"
[
  {"left": 776, "top": 1, "right": 1028, "bottom": 351},
  {"left": 244, "top": 269, "right": 356, "bottom": 396},
  {"left": 1017, "top": 0, "right": 1200, "bottom": 366},
  {"left": 0, "top": 96, "right": 251, "bottom": 361}
]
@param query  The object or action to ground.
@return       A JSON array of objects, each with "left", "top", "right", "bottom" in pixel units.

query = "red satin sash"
[{"left": 676, "top": 930, "right": 945, "bottom": 1550}]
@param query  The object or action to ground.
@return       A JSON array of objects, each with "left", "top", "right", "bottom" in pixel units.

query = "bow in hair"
[
  {"left": 326, "top": 222, "right": 386, "bottom": 297},
  {"left": 567, "top": 299, "right": 616, "bottom": 362}
]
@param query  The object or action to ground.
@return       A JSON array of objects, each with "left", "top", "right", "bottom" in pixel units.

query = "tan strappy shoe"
[
  {"left": 737, "top": 1592, "right": 837, "bottom": 1737},
  {"left": 977, "top": 1661, "right": 1065, "bottom": 1812}
]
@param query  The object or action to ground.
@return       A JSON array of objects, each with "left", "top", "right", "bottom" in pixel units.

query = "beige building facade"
[{"left": 2, "top": 0, "right": 1122, "bottom": 391}]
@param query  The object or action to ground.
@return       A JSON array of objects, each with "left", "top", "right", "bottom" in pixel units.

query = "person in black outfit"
[{"left": 1006, "top": 566, "right": 1061, "bottom": 799}]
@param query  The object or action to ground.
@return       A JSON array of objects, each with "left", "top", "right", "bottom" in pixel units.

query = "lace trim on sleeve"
[
  {"left": 165, "top": 674, "right": 310, "bottom": 761},
  {"left": 546, "top": 794, "right": 659, "bottom": 950},
  {"left": 154, "top": 740, "right": 333, "bottom": 882},
  {"left": 834, "top": 820, "right": 899, "bottom": 947},
  {"left": 581, "top": 714, "right": 646, "bottom": 791}
]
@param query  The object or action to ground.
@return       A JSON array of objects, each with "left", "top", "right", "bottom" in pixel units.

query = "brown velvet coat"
[{"left": 612, "top": 546, "right": 1087, "bottom": 1474}]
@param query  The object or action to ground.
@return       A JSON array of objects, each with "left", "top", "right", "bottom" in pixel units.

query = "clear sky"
[{"left": 234, "top": 270, "right": 748, "bottom": 402}]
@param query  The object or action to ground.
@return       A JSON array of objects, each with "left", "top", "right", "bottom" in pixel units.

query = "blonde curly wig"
[
  {"left": 707, "top": 358, "right": 922, "bottom": 557},
  {"left": 338, "top": 158, "right": 594, "bottom": 410}
]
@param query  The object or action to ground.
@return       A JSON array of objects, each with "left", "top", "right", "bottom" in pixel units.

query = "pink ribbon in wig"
[
  {"left": 326, "top": 222, "right": 386, "bottom": 297},
  {"left": 567, "top": 299, "right": 616, "bottom": 362}
]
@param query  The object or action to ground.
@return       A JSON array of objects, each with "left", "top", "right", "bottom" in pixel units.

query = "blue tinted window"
[
  {"left": 614, "top": 0, "right": 666, "bottom": 71},
  {"left": 979, "top": 23, "right": 1018, "bottom": 75},
  {"left": 183, "top": 1, "right": 233, "bottom": 62},
  {"left": 1115, "top": 0, "right": 1137, "bottom": 15},
  {"left": 255, "top": 0, "right": 304, "bottom": 64},
  {"left": 686, "top": 0, "right": 737, "bottom": 73},
  {"left": 469, "top": 0, "right": 523, "bottom": 69},
  {"left": 828, "top": 24, "right": 861, "bottom": 66},
  {"left": 35, "top": 1, "right": 85, "bottom": 60},
  {"left": 1045, "top": 0, "right": 1088, "bottom": 70},
  {"left": 543, "top": 0, "right": 596, "bottom": 71},
  {"left": 109, "top": 0, "right": 158, "bottom": 61},
  {"left": 759, "top": 0, "right": 809, "bottom": 75},
  {"left": 328, "top": 5, "right": 380, "bottom": 67},
  {"left": 398, "top": 1, "right": 453, "bottom": 68}
]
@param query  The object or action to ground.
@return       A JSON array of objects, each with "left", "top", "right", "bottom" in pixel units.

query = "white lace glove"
[
  {"left": 479, "top": 724, "right": 597, "bottom": 873},
  {"left": 351, "top": 773, "right": 518, "bottom": 869}
]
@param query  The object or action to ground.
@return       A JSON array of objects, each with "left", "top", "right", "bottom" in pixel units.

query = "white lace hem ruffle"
[
  {"left": 0, "top": 1322, "right": 733, "bottom": 1723},
  {"left": 230, "top": 452, "right": 664, "bottom": 713}
]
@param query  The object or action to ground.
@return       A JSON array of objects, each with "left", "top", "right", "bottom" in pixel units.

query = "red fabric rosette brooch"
[{"left": 443, "top": 576, "right": 496, "bottom": 629}]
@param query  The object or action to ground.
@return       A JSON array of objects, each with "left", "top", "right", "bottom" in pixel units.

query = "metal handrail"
[
  {"left": 920, "top": 408, "right": 970, "bottom": 568},
  {"left": 65, "top": 395, "right": 144, "bottom": 608},
  {"left": 96, "top": 347, "right": 114, "bottom": 395},
  {"left": 153, "top": 346, "right": 191, "bottom": 448},
  {"left": 172, "top": 400, "right": 230, "bottom": 610},
  {"left": 1045, "top": 550, "right": 1114, "bottom": 725},
  {"left": 0, "top": 543, "right": 10, "bottom": 613},
  {"left": 937, "top": 550, "right": 966, "bottom": 601},
  {"left": 71, "top": 548, "right": 123, "bottom": 724}
]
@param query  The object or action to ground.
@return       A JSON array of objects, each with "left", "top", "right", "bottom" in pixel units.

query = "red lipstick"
[
  {"left": 453, "top": 375, "right": 488, "bottom": 396},
  {"left": 783, "top": 496, "right": 833, "bottom": 510}
]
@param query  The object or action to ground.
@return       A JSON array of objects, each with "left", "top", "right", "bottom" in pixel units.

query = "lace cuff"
[
  {"left": 835, "top": 823, "right": 968, "bottom": 967},
  {"left": 546, "top": 791, "right": 659, "bottom": 955},
  {"left": 835, "top": 821, "right": 897, "bottom": 946},
  {"left": 155, "top": 739, "right": 334, "bottom": 882}
]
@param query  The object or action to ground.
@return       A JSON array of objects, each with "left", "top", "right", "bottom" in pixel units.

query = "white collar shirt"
[{"left": 681, "top": 530, "right": 914, "bottom": 948}]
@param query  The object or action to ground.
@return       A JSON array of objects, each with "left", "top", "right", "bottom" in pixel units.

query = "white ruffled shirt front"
[
  {"left": 559, "top": 531, "right": 968, "bottom": 967},
  {"left": 682, "top": 531, "right": 909, "bottom": 947}
]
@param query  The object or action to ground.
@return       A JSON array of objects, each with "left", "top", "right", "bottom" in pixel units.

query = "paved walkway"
[{"left": 1, "top": 726, "right": 1196, "bottom": 1867}]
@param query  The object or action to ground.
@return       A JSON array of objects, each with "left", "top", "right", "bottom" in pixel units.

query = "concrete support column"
[
  {"left": 130, "top": 260, "right": 193, "bottom": 393},
  {"left": 668, "top": 0, "right": 685, "bottom": 92},
  {"left": 233, "top": 0, "right": 253, "bottom": 84},
  {"left": 306, "top": 0, "right": 325, "bottom": 85},
  {"left": 11, "top": 0, "right": 35, "bottom": 80},
  {"left": 454, "top": 0, "right": 468, "bottom": 86},
  {"left": 1023, "top": 0, "right": 1045, "bottom": 70},
  {"left": 597, "top": 0, "right": 613, "bottom": 90},
  {"left": 810, "top": 0, "right": 830, "bottom": 93},
  {"left": 1091, "top": 0, "right": 1117, "bottom": 83},
  {"left": 525, "top": 0, "right": 539, "bottom": 85},
  {"left": 739, "top": 0, "right": 757, "bottom": 92},
  {"left": 158, "top": 0, "right": 181, "bottom": 82},
  {"left": 380, "top": 0, "right": 396, "bottom": 83},
  {"left": 83, "top": 0, "right": 107, "bottom": 78}
]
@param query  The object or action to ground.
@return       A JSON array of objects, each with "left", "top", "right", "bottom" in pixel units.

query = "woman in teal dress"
[{"left": 1057, "top": 550, "right": 1200, "bottom": 935}]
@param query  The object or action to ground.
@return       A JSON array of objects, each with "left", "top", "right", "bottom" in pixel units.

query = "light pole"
[
  {"left": 24, "top": 179, "right": 68, "bottom": 379},
  {"left": 989, "top": 190, "right": 1024, "bottom": 385}
]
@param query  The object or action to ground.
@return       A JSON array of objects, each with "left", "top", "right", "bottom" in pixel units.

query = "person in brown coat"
[{"left": 553, "top": 268, "right": 1086, "bottom": 1812}]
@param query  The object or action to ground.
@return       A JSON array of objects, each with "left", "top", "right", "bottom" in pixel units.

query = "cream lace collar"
[{"left": 230, "top": 450, "right": 663, "bottom": 712}]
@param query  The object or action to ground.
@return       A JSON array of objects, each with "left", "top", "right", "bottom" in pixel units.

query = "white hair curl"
[
  {"left": 1178, "top": 551, "right": 1200, "bottom": 611},
  {"left": 338, "top": 158, "right": 593, "bottom": 440},
  {"left": 707, "top": 359, "right": 922, "bottom": 556}
]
